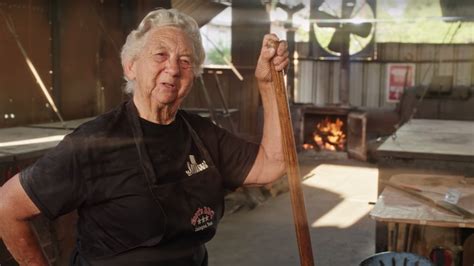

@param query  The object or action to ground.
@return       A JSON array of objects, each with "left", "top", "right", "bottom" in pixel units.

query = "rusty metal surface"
[{"left": 347, "top": 111, "right": 367, "bottom": 161}]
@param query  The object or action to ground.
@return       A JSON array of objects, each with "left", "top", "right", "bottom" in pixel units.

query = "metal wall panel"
[
  {"left": 438, "top": 45, "right": 455, "bottom": 76},
  {"left": 399, "top": 43, "right": 417, "bottom": 62},
  {"left": 330, "top": 62, "right": 340, "bottom": 104},
  {"left": 294, "top": 60, "right": 313, "bottom": 103},
  {"left": 316, "top": 62, "right": 330, "bottom": 105},
  {"left": 416, "top": 44, "right": 436, "bottom": 86},
  {"left": 454, "top": 45, "right": 472, "bottom": 86},
  {"left": 364, "top": 63, "right": 381, "bottom": 107},
  {"left": 295, "top": 43, "right": 474, "bottom": 110},
  {"left": 349, "top": 62, "right": 363, "bottom": 106}
]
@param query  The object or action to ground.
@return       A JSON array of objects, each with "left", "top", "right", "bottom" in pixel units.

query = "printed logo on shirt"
[
  {"left": 185, "top": 155, "right": 208, "bottom": 176},
  {"left": 191, "top": 206, "right": 215, "bottom": 232}
]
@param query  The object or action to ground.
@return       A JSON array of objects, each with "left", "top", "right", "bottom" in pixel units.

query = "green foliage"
[
  {"left": 206, "top": 44, "right": 231, "bottom": 65},
  {"left": 376, "top": 0, "right": 474, "bottom": 43}
]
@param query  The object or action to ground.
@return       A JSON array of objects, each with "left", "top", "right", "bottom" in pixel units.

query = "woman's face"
[{"left": 128, "top": 26, "right": 195, "bottom": 109}]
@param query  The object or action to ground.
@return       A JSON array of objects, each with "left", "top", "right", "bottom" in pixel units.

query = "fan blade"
[
  {"left": 314, "top": 10, "right": 340, "bottom": 28},
  {"left": 327, "top": 29, "right": 349, "bottom": 54},
  {"left": 342, "top": 0, "right": 356, "bottom": 19},
  {"left": 346, "top": 22, "right": 372, "bottom": 38}
]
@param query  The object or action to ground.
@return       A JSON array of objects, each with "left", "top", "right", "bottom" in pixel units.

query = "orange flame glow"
[{"left": 303, "top": 117, "right": 346, "bottom": 151}]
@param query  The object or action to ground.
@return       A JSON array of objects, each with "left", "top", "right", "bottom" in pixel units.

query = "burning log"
[{"left": 304, "top": 117, "right": 347, "bottom": 152}]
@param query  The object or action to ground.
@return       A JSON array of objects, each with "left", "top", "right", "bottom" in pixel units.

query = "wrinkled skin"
[
  {"left": 255, "top": 34, "right": 289, "bottom": 83},
  {"left": 124, "top": 26, "right": 195, "bottom": 124}
]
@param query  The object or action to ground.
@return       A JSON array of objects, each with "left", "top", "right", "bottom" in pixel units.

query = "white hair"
[{"left": 120, "top": 9, "right": 205, "bottom": 94}]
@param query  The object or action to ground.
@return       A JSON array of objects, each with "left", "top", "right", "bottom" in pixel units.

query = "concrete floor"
[{"left": 208, "top": 153, "right": 379, "bottom": 265}]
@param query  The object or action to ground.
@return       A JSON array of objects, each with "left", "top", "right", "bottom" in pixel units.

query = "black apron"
[{"left": 72, "top": 101, "right": 225, "bottom": 265}]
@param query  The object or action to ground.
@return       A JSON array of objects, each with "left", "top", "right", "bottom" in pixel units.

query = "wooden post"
[
  {"left": 269, "top": 41, "right": 315, "bottom": 266},
  {"left": 232, "top": 2, "right": 269, "bottom": 137}
]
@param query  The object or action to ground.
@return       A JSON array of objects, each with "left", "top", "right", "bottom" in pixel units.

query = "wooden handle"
[{"left": 269, "top": 40, "right": 315, "bottom": 266}]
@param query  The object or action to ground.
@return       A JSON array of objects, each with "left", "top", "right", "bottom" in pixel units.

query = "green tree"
[{"left": 206, "top": 43, "right": 231, "bottom": 65}]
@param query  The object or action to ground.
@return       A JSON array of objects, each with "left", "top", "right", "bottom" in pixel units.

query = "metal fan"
[
  {"left": 312, "top": 0, "right": 375, "bottom": 57},
  {"left": 310, "top": 0, "right": 376, "bottom": 106}
]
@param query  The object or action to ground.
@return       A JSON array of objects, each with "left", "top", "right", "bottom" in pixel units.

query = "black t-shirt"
[
  {"left": 19, "top": 101, "right": 259, "bottom": 261},
  {"left": 139, "top": 116, "right": 193, "bottom": 184}
]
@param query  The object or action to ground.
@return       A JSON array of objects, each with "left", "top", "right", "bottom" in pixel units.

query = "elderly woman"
[{"left": 0, "top": 8, "right": 288, "bottom": 266}]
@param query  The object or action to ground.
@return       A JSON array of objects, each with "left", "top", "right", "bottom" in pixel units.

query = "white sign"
[{"left": 385, "top": 63, "right": 416, "bottom": 103}]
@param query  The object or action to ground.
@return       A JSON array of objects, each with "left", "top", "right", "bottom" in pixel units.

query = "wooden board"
[
  {"left": 376, "top": 119, "right": 474, "bottom": 162},
  {"left": 0, "top": 117, "right": 93, "bottom": 162},
  {"left": 0, "top": 127, "right": 71, "bottom": 162},
  {"left": 29, "top": 117, "right": 95, "bottom": 129},
  {"left": 463, "top": 234, "right": 474, "bottom": 266},
  {"left": 370, "top": 174, "right": 474, "bottom": 228}
]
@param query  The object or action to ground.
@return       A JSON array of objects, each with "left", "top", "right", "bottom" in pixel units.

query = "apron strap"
[
  {"left": 179, "top": 112, "right": 215, "bottom": 167},
  {"left": 125, "top": 100, "right": 167, "bottom": 219}
]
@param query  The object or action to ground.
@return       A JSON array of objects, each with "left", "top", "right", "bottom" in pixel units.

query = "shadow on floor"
[{"left": 208, "top": 155, "right": 377, "bottom": 266}]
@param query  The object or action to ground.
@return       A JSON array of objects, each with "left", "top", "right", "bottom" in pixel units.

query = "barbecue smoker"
[{"left": 290, "top": 104, "right": 367, "bottom": 160}]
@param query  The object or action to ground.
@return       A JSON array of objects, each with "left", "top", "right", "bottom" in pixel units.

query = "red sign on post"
[{"left": 386, "top": 64, "right": 416, "bottom": 103}]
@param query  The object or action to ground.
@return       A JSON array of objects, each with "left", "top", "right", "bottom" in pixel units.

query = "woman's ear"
[{"left": 123, "top": 59, "right": 136, "bottom": 81}]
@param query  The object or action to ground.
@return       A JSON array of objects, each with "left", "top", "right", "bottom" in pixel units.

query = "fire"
[
  {"left": 302, "top": 143, "right": 314, "bottom": 150},
  {"left": 303, "top": 117, "right": 346, "bottom": 151}
]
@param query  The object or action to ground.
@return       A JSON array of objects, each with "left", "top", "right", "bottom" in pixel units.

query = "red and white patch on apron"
[{"left": 191, "top": 206, "right": 215, "bottom": 232}]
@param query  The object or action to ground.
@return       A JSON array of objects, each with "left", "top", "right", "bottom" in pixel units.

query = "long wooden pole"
[{"left": 269, "top": 41, "right": 315, "bottom": 266}]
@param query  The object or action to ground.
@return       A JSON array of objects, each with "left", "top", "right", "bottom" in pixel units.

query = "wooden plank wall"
[
  {"left": 0, "top": 0, "right": 171, "bottom": 129},
  {"left": 0, "top": 0, "right": 54, "bottom": 128},
  {"left": 295, "top": 43, "right": 474, "bottom": 109}
]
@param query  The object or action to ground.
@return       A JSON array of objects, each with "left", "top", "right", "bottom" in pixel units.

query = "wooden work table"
[
  {"left": 374, "top": 119, "right": 474, "bottom": 262},
  {"left": 371, "top": 174, "right": 474, "bottom": 228},
  {"left": 376, "top": 119, "right": 474, "bottom": 163},
  {"left": 370, "top": 174, "right": 474, "bottom": 263},
  {"left": 0, "top": 117, "right": 93, "bottom": 266},
  {"left": 0, "top": 127, "right": 71, "bottom": 164},
  {"left": 0, "top": 117, "right": 94, "bottom": 180}
]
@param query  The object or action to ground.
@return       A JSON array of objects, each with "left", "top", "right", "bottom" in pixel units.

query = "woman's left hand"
[{"left": 255, "top": 34, "right": 289, "bottom": 83}]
